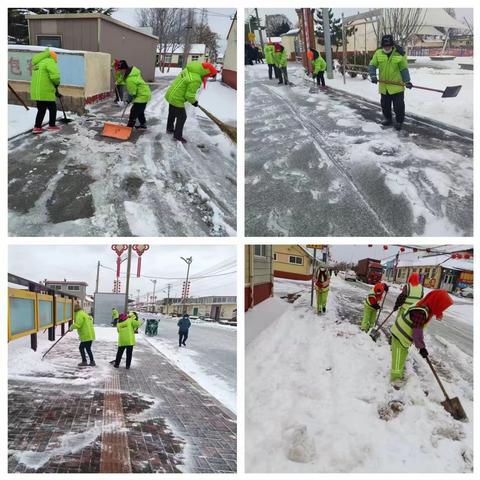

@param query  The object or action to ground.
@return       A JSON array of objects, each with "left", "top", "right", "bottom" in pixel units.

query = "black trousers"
[
  {"left": 268, "top": 63, "right": 278, "bottom": 79},
  {"left": 79, "top": 341, "right": 94, "bottom": 363},
  {"left": 127, "top": 103, "right": 147, "bottom": 127},
  {"left": 35, "top": 101, "right": 57, "bottom": 128},
  {"left": 278, "top": 67, "right": 289, "bottom": 84},
  {"left": 167, "top": 104, "right": 187, "bottom": 140},
  {"left": 179, "top": 331, "right": 188, "bottom": 346},
  {"left": 115, "top": 345, "right": 133, "bottom": 368},
  {"left": 316, "top": 71, "right": 325, "bottom": 87},
  {"left": 381, "top": 91, "right": 405, "bottom": 123}
]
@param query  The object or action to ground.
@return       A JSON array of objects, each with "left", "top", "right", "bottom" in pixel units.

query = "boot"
[
  {"left": 32, "top": 127, "right": 44, "bottom": 134},
  {"left": 381, "top": 119, "right": 393, "bottom": 127},
  {"left": 394, "top": 122, "right": 403, "bottom": 131},
  {"left": 135, "top": 124, "right": 147, "bottom": 130},
  {"left": 78, "top": 361, "right": 88, "bottom": 367},
  {"left": 391, "top": 378, "right": 405, "bottom": 390},
  {"left": 47, "top": 125, "right": 61, "bottom": 132},
  {"left": 89, "top": 361, "right": 96, "bottom": 367},
  {"left": 175, "top": 137, "right": 187, "bottom": 144},
  {"left": 322, "top": 306, "right": 326, "bottom": 313}
]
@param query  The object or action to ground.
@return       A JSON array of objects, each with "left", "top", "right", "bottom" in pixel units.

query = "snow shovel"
[
  {"left": 8, "top": 83, "right": 29, "bottom": 110},
  {"left": 424, "top": 356, "right": 467, "bottom": 421},
  {"left": 369, "top": 310, "right": 395, "bottom": 342},
  {"left": 198, "top": 105, "right": 236, "bottom": 143},
  {"left": 41, "top": 329, "right": 70, "bottom": 360},
  {"left": 57, "top": 91, "right": 73, "bottom": 124},
  {"left": 378, "top": 80, "right": 462, "bottom": 98},
  {"left": 102, "top": 102, "right": 132, "bottom": 140}
]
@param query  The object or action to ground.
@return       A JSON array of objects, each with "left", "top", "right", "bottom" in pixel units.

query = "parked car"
[
  {"left": 345, "top": 270, "right": 357, "bottom": 282},
  {"left": 460, "top": 286, "right": 473, "bottom": 298}
]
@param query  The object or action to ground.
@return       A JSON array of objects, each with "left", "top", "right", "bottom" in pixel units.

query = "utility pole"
[
  {"left": 136, "top": 289, "right": 140, "bottom": 304},
  {"left": 95, "top": 260, "right": 100, "bottom": 293},
  {"left": 183, "top": 9, "right": 194, "bottom": 68},
  {"left": 255, "top": 9, "right": 264, "bottom": 48},
  {"left": 150, "top": 279, "right": 157, "bottom": 313},
  {"left": 323, "top": 8, "right": 334, "bottom": 80},
  {"left": 166, "top": 283, "right": 172, "bottom": 315},
  {"left": 124, "top": 245, "right": 132, "bottom": 314},
  {"left": 180, "top": 256, "right": 193, "bottom": 314}
]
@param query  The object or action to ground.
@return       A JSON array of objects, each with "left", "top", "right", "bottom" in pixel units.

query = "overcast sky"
[
  {"left": 9, "top": 245, "right": 236, "bottom": 300},
  {"left": 329, "top": 244, "right": 472, "bottom": 264},
  {"left": 248, "top": 8, "right": 473, "bottom": 28},
  {"left": 113, "top": 8, "right": 236, "bottom": 52}
]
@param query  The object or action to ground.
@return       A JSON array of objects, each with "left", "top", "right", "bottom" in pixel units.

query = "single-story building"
[
  {"left": 157, "top": 44, "right": 207, "bottom": 68},
  {"left": 280, "top": 28, "right": 300, "bottom": 61},
  {"left": 25, "top": 13, "right": 158, "bottom": 81},
  {"left": 159, "top": 296, "right": 236, "bottom": 321},
  {"left": 245, "top": 245, "right": 273, "bottom": 311},
  {"left": 222, "top": 14, "right": 237, "bottom": 89},
  {"left": 273, "top": 245, "right": 313, "bottom": 281}
]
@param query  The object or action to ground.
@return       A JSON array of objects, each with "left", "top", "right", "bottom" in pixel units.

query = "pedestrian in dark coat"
[{"left": 177, "top": 314, "right": 191, "bottom": 347}]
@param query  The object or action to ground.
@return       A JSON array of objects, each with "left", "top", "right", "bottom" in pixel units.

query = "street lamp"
[
  {"left": 180, "top": 256, "right": 193, "bottom": 314},
  {"left": 150, "top": 279, "right": 157, "bottom": 313}
]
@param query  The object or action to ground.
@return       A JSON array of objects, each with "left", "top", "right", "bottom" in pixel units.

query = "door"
[
  {"left": 210, "top": 305, "right": 221, "bottom": 321},
  {"left": 440, "top": 272, "right": 455, "bottom": 292},
  {"left": 193, "top": 307, "right": 198, "bottom": 316}
]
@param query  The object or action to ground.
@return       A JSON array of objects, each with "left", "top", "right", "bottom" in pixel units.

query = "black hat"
[
  {"left": 117, "top": 60, "right": 129, "bottom": 69},
  {"left": 381, "top": 35, "right": 394, "bottom": 47}
]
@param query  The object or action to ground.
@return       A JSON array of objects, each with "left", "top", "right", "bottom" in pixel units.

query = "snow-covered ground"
[
  {"left": 8, "top": 105, "right": 42, "bottom": 139},
  {"left": 198, "top": 80, "right": 237, "bottom": 125},
  {"left": 155, "top": 66, "right": 182, "bottom": 78},
  {"left": 245, "top": 276, "right": 473, "bottom": 473},
  {"left": 328, "top": 56, "right": 473, "bottom": 132},
  {"left": 9, "top": 77, "right": 236, "bottom": 237},
  {"left": 245, "top": 63, "right": 472, "bottom": 236},
  {"left": 140, "top": 314, "right": 237, "bottom": 413}
]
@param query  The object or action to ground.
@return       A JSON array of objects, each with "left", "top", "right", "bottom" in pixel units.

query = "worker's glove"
[
  {"left": 372, "top": 303, "right": 381, "bottom": 310},
  {"left": 393, "top": 304, "right": 399, "bottom": 312},
  {"left": 55, "top": 88, "right": 62, "bottom": 98},
  {"left": 383, "top": 283, "right": 389, "bottom": 293},
  {"left": 419, "top": 347, "right": 429, "bottom": 358},
  {"left": 192, "top": 101, "right": 199, "bottom": 107},
  {"left": 405, "top": 82, "right": 413, "bottom": 89},
  {"left": 370, "top": 76, "right": 378, "bottom": 84},
  {"left": 312, "top": 73, "right": 317, "bottom": 79}
]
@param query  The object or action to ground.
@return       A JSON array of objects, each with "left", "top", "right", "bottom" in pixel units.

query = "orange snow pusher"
[
  {"left": 425, "top": 356, "right": 467, "bottom": 421},
  {"left": 102, "top": 103, "right": 132, "bottom": 140},
  {"left": 379, "top": 80, "right": 462, "bottom": 98}
]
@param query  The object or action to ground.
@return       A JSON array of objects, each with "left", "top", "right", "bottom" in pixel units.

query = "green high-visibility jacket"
[
  {"left": 70, "top": 310, "right": 96, "bottom": 342},
  {"left": 114, "top": 70, "right": 126, "bottom": 86},
  {"left": 112, "top": 308, "right": 119, "bottom": 320},
  {"left": 369, "top": 47, "right": 410, "bottom": 95},
  {"left": 125, "top": 66, "right": 151, "bottom": 103},
  {"left": 117, "top": 317, "right": 143, "bottom": 347},
  {"left": 391, "top": 305, "right": 429, "bottom": 349},
  {"left": 273, "top": 50, "right": 287, "bottom": 68},
  {"left": 313, "top": 55, "right": 327, "bottom": 74},
  {"left": 30, "top": 49, "right": 61, "bottom": 102},
  {"left": 165, "top": 61, "right": 211, "bottom": 108},
  {"left": 402, "top": 283, "right": 424, "bottom": 310},
  {"left": 264, "top": 44, "right": 275, "bottom": 65},
  {"left": 364, "top": 288, "right": 380, "bottom": 308}
]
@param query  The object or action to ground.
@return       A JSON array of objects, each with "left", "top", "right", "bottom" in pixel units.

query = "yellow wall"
[
  {"left": 273, "top": 245, "right": 311, "bottom": 276},
  {"left": 84, "top": 51, "right": 111, "bottom": 98}
]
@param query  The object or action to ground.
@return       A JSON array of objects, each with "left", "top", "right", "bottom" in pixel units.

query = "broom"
[{"left": 198, "top": 105, "right": 236, "bottom": 143}]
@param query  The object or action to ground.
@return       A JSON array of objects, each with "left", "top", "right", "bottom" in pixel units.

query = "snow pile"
[
  {"left": 155, "top": 67, "right": 182, "bottom": 78},
  {"left": 246, "top": 276, "right": 473, "bottom": 473},
  {"left": 198, "top": 80, "right": 237, "bottom": 125},
  {"left": 8, "top": 104, "right": 39, "bottom": 138}
]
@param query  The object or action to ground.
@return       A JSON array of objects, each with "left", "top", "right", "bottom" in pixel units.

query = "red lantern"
[
  {"left": 451, "top": 253, "right": 458, "bottom": 259},
  {"left": 383, "top": 245, "right": 388, "bottom": 250},
  {"left": 413, "top": 248, "right": 418, "bottom": 253},
  {"left": 464, "top": 253, "right": 470, "bottom": 259},
  {"left": 400, "top": 247, "right": 405, "bottom": 252},
  {"left": 133, "top": 244, "right": 150, "bottom": 277},
  {"left": 368, "top": 244, "right": 373, "bottom": 247},
  {"left": 426, "top": 248, "right": 431, "bottom": 253},
  {"left": 112, "top": 244, "right": 128, "bottom": 277}
]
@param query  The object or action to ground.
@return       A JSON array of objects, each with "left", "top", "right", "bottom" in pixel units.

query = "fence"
[{"left": 8, "top": 273, "right": 78, "bottom": 350}]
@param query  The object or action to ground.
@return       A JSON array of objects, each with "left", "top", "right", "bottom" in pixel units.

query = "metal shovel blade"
[
  {"left": 369, "top": 329, "right": 380, "bottom": 342},
  {"left": 442, "top": 85, "right": 462, "bottom": 98},
  {"left": 102, "top": 122, "right": 132, "bottom": 140},
  {"left": 442, "top": 397, "right": 467, "bottom": 421}
]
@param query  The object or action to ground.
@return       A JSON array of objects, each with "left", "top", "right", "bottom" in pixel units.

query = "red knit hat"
[
  {"left": 201, "top": 62, "right": 218, "bottom": 88},
  {"left": 374, "top": 282, "right": 385, "bottom": 295},
  {"left": 417, "top": 290, "right": 453, "bottom": 319},
  {"left": 408, "top": 272, "right": 420, "bottom": 286}
]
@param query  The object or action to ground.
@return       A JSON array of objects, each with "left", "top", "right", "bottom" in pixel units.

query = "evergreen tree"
[{"left": 314, "top": 8, "right": 356, "bottom": 52}]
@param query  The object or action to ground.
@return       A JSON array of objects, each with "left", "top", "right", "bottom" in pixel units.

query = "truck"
[{"left": 356, "top": 258, "right": 383, "bottom": 285}]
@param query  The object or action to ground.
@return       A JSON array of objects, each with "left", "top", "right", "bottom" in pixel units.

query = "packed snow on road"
[
  {"left": 245, "top": 63, "right": 472, "bottom": 237},
  {"left": 9, "top": 77, "right": 236, "bottom": 237},
  {"left": 245, "top": 277, "right": 473, "bottom": 473}
]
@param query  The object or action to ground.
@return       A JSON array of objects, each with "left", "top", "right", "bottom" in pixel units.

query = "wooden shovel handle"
[
  {"left": 425, "top": 356, "right": 451, "bottom": 400},
  {"left": 8, "top": 83, "right": 29, "bottom": 110},
  {"left": 378, "top": 80, "right": 444, "bottom": 94}
]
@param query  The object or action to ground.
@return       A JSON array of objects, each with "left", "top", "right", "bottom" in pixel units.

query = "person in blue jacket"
[{"left": 177, "top": 313, "right": 191, "bottom": 347}]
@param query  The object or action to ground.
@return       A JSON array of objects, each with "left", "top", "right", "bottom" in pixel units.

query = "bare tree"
[
  {"left": 372, "top": 8, "right": 426, "bottom": 53},
  {"left": 265, "top": 14, "right": 292, "bottom": 37}
]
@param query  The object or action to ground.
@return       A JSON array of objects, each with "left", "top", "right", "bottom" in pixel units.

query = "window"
[
  {"left": 164, "top": 54, "right": 172, "bottom": 63},
  {"left": 289, "top": 255, "right": 303, "bottom": 265},
  {"left": 254, "top": 245, "right": 267, "bottom": 257},
  {"left": 191, "top": 55, "right": 199, "bottom": 61},
  {"left": 273, "top": 253, "right": 277, "bottom": 261},
  {"left": 67, "top": 285, "right": 80, "bottom": 291},
  {"left": 37, "top": 35, "right": 62, "bottom": 48}
]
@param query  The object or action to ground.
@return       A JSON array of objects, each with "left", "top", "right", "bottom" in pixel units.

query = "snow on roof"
[
  {"left": 396, "top": 254, "right": 473, "bottom": 271},
  {"left": 266, "top": 37, "right": 282, "bottom": 43},
  {"left": 157, "top": 43, "right": 206, "bottom": 55},
  {"left": 415, "top": 25, "right": 445, "bottom": 36},
  {"left": 282, "top": 28, "right": 300, "bottom": 36},
  {"left": 8, "top": 45, "right": 90, "bottom": 55}
]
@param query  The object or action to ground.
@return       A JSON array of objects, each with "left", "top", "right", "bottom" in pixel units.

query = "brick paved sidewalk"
[{"left": 8, "top": 330, "right": 236, "bottom": 473}]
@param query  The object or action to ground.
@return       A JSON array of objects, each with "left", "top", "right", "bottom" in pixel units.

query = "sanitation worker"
[
  {"left": 393, "top": 272, "right": 424, "bottom": 318},
  {"left": 113, "top": 312, "right": 144, "bottom": 369},
  {"left": 112, "top": 58, "right": 126, "bottom": 103},
  {"left": 273, "top": 43, "right": 289, "bottom": 85},
  {"left": 165, "top": 61, "right": 218, "bottom": 144},
  {"left": 368, "top": 34, "right": 412, "bottom": 130},
  {"left": 360, "top": 282, "right": 389, "bottom": 332},
  {"left": 111, "top": 307, "right": 119, "bottom": 326},
  {"left": 117, "top": 60, "right": 152, "bottom": 130},
  {"left": 390, "top": 290, "right": 453, "bottom": 387},
  {"left": 315, "top": 265, "right": 330, "bottom": 314},
  {"left": 177, "top": 313, "right": 192, "bottom": 347},
  {"left": 30, "top": 48, "right": 61, "bottom": 134},
  {"left": 69, "top": 303, "right": 96, "bottom": 367},
  {"left": 309, "top": 48, "right": 327, "bottom": 89},
  {"left": 264, "top": 42, "right": 277, "bottom": 80}
]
